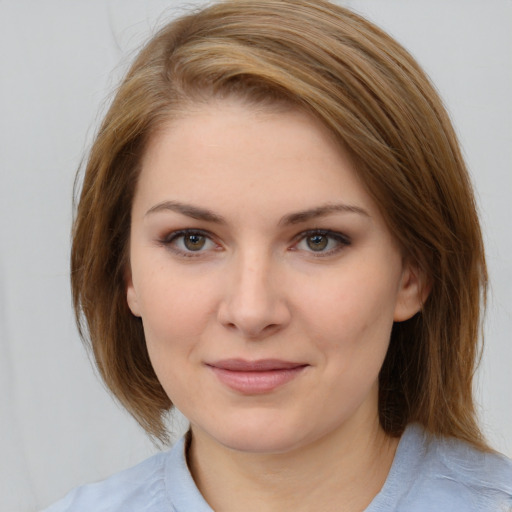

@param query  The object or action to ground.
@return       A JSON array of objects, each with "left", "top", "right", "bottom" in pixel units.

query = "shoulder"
[
  {"left": 41, "top": 435, "right": 213, "bottom": 512},
  {"left": 41, "top": 449, "right": 171, "bottom": 512},
  {"left": 389, "top": 424, "right": 512, "bottom": 511},
  {"left": 430, "top": 430, "right": 512, "bottom": 510}
]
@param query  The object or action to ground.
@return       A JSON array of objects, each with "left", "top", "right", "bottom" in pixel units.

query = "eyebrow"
[
  {"left": 145, "top": 200, "right": 369, "bottom": 225},
  {"left": 145, "top": 200, "right": 226, "bottom": 223},
  {"left": 279, "top": 203, "right": 370, "bottom": 225}
]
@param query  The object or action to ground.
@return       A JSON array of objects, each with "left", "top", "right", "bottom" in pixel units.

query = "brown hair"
[{"left": 71, "top": 0, "right": 488, "bottom": 448}]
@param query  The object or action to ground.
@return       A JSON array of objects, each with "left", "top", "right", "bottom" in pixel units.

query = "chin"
[
  {"left": 192, "top": 413, "right": 321, "bottom": 455},
  {"left": 220, "top": 431, "right": 305, "bottom": 455}
]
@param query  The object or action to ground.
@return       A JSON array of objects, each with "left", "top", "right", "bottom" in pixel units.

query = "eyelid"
[
  {"left": 292, "top": 228, "right": 351, "bottom": 244},
  {"left": 291, "top": 229, "right": 351, "bottom": 255},
  {"left": 157, "top": 227, "right": 350, "bottom": 258},
  {"left": 158, "top": 228, "right": 221, "bottom": 257}
]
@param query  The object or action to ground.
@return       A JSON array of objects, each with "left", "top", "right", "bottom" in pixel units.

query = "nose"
[{"left": 217, "top": 250, "right": 291, "bottom": 339}]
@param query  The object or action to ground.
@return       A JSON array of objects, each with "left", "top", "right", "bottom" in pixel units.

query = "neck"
[{"left": 187, "top": 415, "right": 399, "bottom": 512}]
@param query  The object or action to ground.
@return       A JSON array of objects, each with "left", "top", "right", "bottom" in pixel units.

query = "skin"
[{"left": 126, "top": 99, "right": 426, "bottom": 511}]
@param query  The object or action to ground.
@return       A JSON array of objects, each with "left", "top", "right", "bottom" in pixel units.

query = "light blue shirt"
[{"left": 43, "top": 423, "right": 512, "bottom": 511}]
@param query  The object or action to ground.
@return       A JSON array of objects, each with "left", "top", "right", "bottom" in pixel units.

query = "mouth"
[{"left": 206, "top": 359, "right": 309, "bottom": 394}]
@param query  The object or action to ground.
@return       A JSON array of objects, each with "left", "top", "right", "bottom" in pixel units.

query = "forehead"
[
  {"left": 135, "top": 100, "right": 381, "bottom": 225},
  {"left": 135, "top": 99, "right": 378, "bottom": 219}
]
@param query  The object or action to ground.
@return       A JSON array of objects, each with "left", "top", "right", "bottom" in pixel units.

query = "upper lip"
[{"left": 207, "top": 359, "right": 307, "bottom": 372}]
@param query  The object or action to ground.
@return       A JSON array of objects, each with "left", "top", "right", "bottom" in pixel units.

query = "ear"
[
  {"left": 125, "top": 267, "right": 141, "bottom": 318},
  {"left": 393, "top": 262, "right": 431, "bottom": 322}
]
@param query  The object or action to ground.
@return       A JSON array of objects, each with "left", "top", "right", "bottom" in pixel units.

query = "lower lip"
[{"left": 209, "top": 366, "right": 307, "bottom": 394}]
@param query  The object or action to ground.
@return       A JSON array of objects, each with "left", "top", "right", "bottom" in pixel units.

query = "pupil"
[
  {"left": 184, "top": 234, "right": 205, "bottom": 251},
  {"left": 307, "top": 234, "right": 328, "bottom": 251}
]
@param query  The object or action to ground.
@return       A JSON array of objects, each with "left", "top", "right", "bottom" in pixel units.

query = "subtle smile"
[{"left": 206, "top": 359, "right": 309, "bottom": 394}]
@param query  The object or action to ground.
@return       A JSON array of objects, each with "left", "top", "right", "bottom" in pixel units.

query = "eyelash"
[
  {"left": 291, "top": 229, "right": 351, "bottom": 257},
  {"left": 158, "top": 228, "right": 351, "bottom": 258},
  {"left": 158, "top": 229, "right": 219, "bottom": 258}
]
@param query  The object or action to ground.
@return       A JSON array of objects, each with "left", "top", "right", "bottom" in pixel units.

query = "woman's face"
[{"left": 127, "top": 99, "right": 423, "bottom": 454}]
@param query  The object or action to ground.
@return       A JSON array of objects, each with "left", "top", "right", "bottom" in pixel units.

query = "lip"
[{"left": 206, "top": 359, "right": 308, "bottom": 394}]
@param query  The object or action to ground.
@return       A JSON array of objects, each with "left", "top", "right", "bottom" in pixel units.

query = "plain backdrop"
[{"left": 1, "top": 1, "right": 511, "bottom": 511}]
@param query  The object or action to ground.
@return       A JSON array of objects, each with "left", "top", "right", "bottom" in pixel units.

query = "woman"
[{"left": 44, "top": 0, "right": 512, "bottom": 510}]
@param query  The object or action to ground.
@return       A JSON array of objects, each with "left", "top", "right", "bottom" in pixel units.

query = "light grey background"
[{"left": 1, "top": 1, "right": 511, "bottom": 511}]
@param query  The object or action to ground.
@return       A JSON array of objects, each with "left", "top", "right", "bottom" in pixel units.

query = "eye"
[
  {"left": 160, "top": 229, "right": 219, "bottom": 256},
  {"left": 294, "top": 230, "right": 350, "bottom": 255},
  {"left": 182, "top": 233, "right": 208, "bottom": 251}
]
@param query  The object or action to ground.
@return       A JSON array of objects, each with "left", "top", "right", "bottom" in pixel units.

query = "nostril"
[{"left": 216, "top": 280, "right": 292, "bottom": 338}]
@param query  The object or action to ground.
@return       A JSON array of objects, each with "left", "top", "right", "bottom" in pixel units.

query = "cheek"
[
  {"left": 142, "top": 288, "right": 213, "bottom": 343},
  {"left": 296, "top": 262, "right": 400, "bottom": 355},
  {"left": 136, "top": 260, "right": 217, "bottom": 324},
  {"left": 132, "top": 268, "right": 217, "bottom": 373},
  {"left": 136, "top": 272, "right": 217, "bottom": 403}
]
